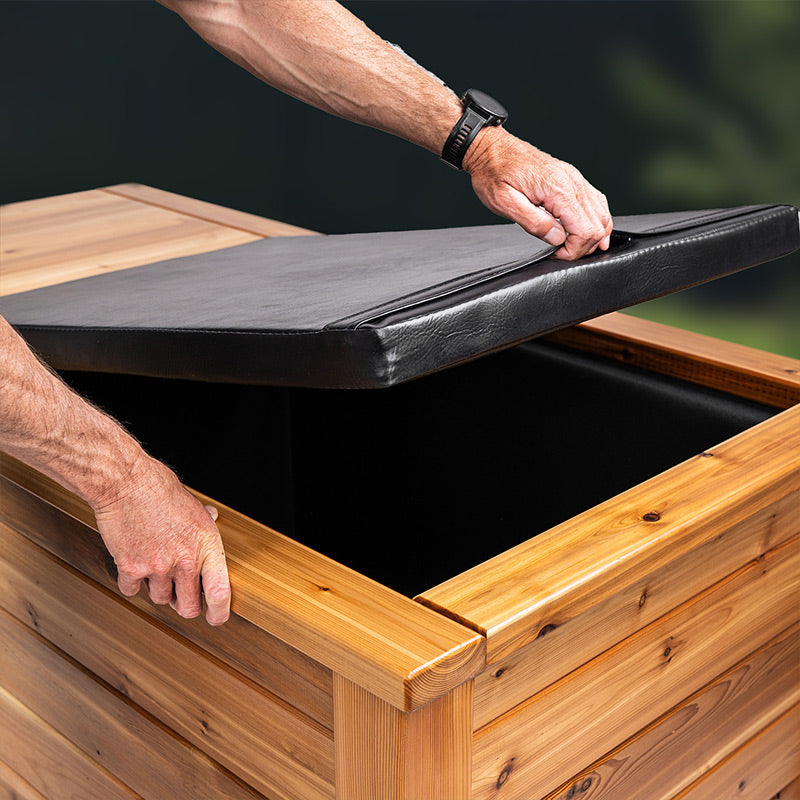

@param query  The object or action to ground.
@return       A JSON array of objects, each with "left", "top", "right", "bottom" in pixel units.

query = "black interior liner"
[{"left": 62, "top": 340, "right": 775, "bottom": 598}]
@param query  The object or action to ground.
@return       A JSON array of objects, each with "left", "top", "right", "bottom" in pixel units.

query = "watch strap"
[{"left": 441, "top": 106, "right": 491, "bottom": 170}]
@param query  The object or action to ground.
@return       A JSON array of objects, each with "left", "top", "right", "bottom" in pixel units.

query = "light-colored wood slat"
[
  {"left": 419, "top": 404, "right": 800, "bottom": 664},
  {"left": 470, "top": 535, "right": 800, "bottom": 800},
  {"left": 0, "top": 469, "right": 333, "bottom": 729},
  {"left": 0, "top": 687, "right": 139, "bottom": 800},
  {"left": 333, "top": 675, "right": 472, "bottom": 800},
  {"left": 0, "top": 607, "right": 263, "bottom": 800},
  {"left": 0, "top": 188, "right": 260, "bottom": 296},
  {"left": 543, "top": 624, "right": 800, "bottom": 800},
  {"left": 0, "top": 758, "right": 53, "bottom": 800},
  {"left": 772, "top": 776, "right": 800, "bottom": 800},
  {"left": 0, "top": 522, "right": 334, "bottom": 800},
  {"left": 0, "top": 453, "right": 486, "bottom": 712},
  {"left": 473, "top": 489, "right": 799, "bottom": 728},
  {"left": 673, "top": 704, "right": 800, "bottom": 800},
  {"left": 103, "top": 183, "right": 319, "bottom": 238},
  {"left": 546, "top": 311, "right": 800, "bottom": 408},
  {"left": 0, "top": 609, "right": 276, "bottom": 800}
]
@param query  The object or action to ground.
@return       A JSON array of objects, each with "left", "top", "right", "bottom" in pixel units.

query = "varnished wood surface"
[
  {"left": 0, "top": 522, "right": 333, "bottom": 800},
  {"left": 470, "top": 536, "right": 800, "bottom": 799},
  {"left": 772, "top": 776, "right": 800, "bottom": 800},
  {"left": 0, "top": 453, "right": 486, "bottom": 712},
  {"left": 0, "top": 184, "right": 316, "bottom": 298},
  {"left": 675, "top": 704, "right": 800, "bottom": 800},
  {"left": 105, "top": 183, "right": 318, "bottom": 239},
  {"left": 0, "top": 759, "right": 50, "bottom": 800},
  {"left": 419, "top": 404, "right": 800, "bottom": 664},
  {"left": 547, "top": 311, "right": 800, "bottom": 408},
  {"left": 543, "top": 625, "right": 800, "bottom": 800},
  {"left": 472, "top": 489, "right": 799, "bottom": 729},
  {"left": 0, "top": 469, "right": 334, "bottom": 729},
  {"left": 0, "top": 685, "right": 138, "bottom": 800},
  {"left": 333, "top": 675, "right": 472, "bottom": 800},
  {"left": 0, "top": 607, "right": 266, "bottom": 800}
]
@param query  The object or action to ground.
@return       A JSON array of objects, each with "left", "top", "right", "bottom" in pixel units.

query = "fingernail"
[{"left": 544, "top": 228, "right": 566, "bottom": 246}]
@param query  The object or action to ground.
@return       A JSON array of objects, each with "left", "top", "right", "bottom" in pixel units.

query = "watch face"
[{"left": 464, "top": 89, "right": 508, "bottom": 121}]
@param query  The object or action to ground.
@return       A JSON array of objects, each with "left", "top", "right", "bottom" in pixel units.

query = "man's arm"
[
  {"left": 158, "top": 0, "right": 612, "bottom": 260},
  {"left": 0, "top": 315, "right": 231, "bottom": 625}
]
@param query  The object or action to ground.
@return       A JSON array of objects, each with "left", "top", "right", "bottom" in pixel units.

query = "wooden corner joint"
[{"left": 402, "top": 629, "right": 486, "bottom": 712}]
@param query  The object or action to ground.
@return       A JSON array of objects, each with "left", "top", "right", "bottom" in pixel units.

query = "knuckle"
[{"left": 203, "top": 581, "right": 231, "bottom": 605}]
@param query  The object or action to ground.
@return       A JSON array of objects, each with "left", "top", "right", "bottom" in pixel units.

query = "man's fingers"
[
  {"left": 171, "top": 572, "right": 203, "bottom": 619},
  {"left": 145, "top": 574, "right": 175, "bottom": 605},
  {"left": 498, "top": 187, "right": 566, "bottom": 246},
  {"left": 204, "top": 505, "right": 219, "bottom": 522},
  {"left": 201, "top": 548, "right": 231, "bottom": 626},
  {"left": 117, "top": 571, "right": 142, "bottom": 597}
]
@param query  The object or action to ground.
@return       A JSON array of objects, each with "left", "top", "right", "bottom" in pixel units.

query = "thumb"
[
  {"left": 204, "top": 505, "right": 219, "bottom": 522},
  {"left": 498, "top": 187, "right": 566, "bottom": 246}
]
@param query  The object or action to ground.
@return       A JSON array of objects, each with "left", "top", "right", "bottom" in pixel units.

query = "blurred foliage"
[{"left": 610, "top": 0, "right": 800, "bottom": 357}]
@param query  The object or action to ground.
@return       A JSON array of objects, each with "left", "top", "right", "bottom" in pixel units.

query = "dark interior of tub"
[{"left": 61, "top": 339, "right": 777, "bottom": 597}]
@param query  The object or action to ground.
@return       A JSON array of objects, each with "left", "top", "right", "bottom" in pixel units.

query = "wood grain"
[
  {"left": 333, "top": 675, "right": 472, "bottom": 800},
  {"left": 103, "top": 183, "right": 319, "bottom": 238},
  {"left": 0, "top": 686, "right": 139, "bottom": 800},
  {"left": 674, "top": 704, "right": 800, "bottom": 800},
  {"left": 772, "top": 776, "right": 800, "bottom": 800},
  {"left": 0, "top": 522, "right": 335, "bottom": 800},
  {"left": 470, "top": 535, "right": 800, "bottom": 800},
  {"left": 0, "top": 467, "right": 334, "bottom": 729},
  {"left": 419, "top": 404, "right": 800, "bottom": 663},
  {"left": 546, "top": 311, "right": 800, "bottom": 408},
  {"left": 544, "top": 624, "right": 800, "bottom": 800},
  {"left": 0, "top": 759, "right": 49, "bottom": 800},
  {"left": 473, "top": 489, "right": 799, "bottom": 728},
  {"left": 0, "top": 452, "right": 486, "bottom": 712},
  {"left": 0, "top": 189, "right": 261, "bottom": 296}
]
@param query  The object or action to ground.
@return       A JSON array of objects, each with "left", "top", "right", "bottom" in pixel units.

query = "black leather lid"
[{"left": 2, "top": 204, "right": 798, "bottom": 388}]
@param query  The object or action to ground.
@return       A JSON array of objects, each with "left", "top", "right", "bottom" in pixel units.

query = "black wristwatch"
[{"left": 441, "top": 89, "right": 508, "bottom": 170}]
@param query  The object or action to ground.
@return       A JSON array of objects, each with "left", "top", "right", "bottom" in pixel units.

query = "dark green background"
[{"left": 2, "top": 0, "right": 798, "bottom": 354}]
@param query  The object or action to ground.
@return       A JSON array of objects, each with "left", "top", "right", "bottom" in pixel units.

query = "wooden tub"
[{"left": 1, "top": 185, "right": 798, "bottom": 800}]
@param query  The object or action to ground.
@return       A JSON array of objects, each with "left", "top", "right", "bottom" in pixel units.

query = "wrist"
[
  {"left": 87, "top": 445, "right": 165, "bottom": 513},
  {"left": 461, "top": 125, "right": 513, "bottom": 174}
]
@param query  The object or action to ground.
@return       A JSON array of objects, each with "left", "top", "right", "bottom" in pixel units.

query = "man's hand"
[
  {"left": 464, "top": 126, "right": 613, "bottom": 261},
  {"left": 0, "top": 315, "right": 231, "bottom": 626},
  {"left": 93, "top": 455, "right": 231, "bottom": 626}
]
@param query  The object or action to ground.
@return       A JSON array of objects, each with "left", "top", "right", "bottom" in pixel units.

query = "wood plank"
[
  {"left": 103, "top": 183, "right": 320, "bottom": 238},
  {"left": 333, "top": 675, "right": 472, "bottom": 800},
  {"left": 674, "top": 704, "right": 800, "bottom": 800},
  {"left": 473, "top": 490, "right": 799, "bottom": 728},
  {"left": 546, "top": 311, "right": 800, "bottom": 408},
  {"left": 0, "top": 189, "right": 261, "bottom": 296},
  {"left": 0, "top": 759, "right": 52, "bottom": 800},
  {"left": 0, "top": 468, "right": 334, "bottom": 729},
  {"left": 0, "top": 522, "right": 335, "bottom": 800},
  {"left": 0, "top": 608, "right": 264, "bottom": 800},
  {"left": 0, "top": 453, "right": 486, "bottom": 711},
  {"left": 772, "top": 776, "right": 800, "bottom": 800},
  {"left": 543, "top": 624, "right": 800, "bottom": 800},
  {"left": 419, "top": 404, "right": 800, "bottom": 663},
  {"left": 0, "top": 686, "right": 139, "bottom": 800},
  {"left": 470, "top": 536, "right": 800, "bottom": 800}
]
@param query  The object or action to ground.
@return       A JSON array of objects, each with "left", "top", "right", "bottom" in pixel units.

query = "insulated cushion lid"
[{"left": 2, "top": 204, "right": 798, "bottom": 388}]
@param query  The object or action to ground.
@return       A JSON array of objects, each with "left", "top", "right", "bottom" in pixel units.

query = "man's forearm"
[
  {"left": 159, "top": 0, "right": 612, "bottom": 257},
  {"left": 0, "top": 315, "right": 143, "bottom": 509},
  {"left": 159, "top": 0, "right": 463, "bottom": 153}
]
